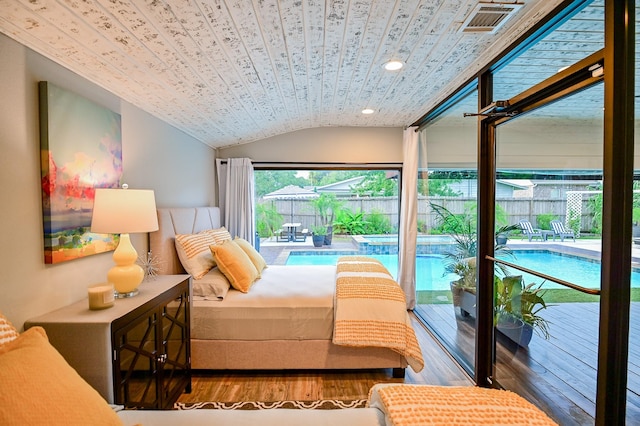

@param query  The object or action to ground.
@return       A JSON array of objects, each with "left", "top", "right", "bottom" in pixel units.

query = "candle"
[{"left": 88, "top": 283, "right": 115, "bottom": 310}]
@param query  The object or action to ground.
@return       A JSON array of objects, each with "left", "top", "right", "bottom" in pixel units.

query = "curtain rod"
[{"left": 217, "top": 160, "right": 402, "bottom": 168}]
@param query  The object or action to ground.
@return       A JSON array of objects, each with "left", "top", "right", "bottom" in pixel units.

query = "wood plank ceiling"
[{"left": 0, "top": 0, "right": 565, "bottom": 148}]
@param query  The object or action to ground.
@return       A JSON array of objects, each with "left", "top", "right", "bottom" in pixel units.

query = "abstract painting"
[{"left": 39, "top": 81, "right": 123, "bottom": 264}]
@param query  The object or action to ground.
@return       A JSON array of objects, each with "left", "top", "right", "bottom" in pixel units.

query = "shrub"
[{"left": 536, "top": 214, "right": 557, "bottom": 230}]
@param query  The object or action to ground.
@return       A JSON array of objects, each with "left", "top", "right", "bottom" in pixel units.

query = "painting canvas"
[{"left": 39, "top": 81, "right": 122, "bottom": 264}]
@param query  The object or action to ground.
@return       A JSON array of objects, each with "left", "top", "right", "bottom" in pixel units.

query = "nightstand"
[{"left": 25, "top": 275, "right": 191, "bottom": 409}]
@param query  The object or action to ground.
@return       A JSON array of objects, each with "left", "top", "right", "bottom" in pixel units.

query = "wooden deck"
[{"left": 415, "top": 302, "right": 640, "bottom": 425}]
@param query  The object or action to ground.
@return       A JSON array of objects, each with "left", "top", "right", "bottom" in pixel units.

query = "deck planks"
[{"left": 415, "top": 301, "right": 640, "bottom": 425}]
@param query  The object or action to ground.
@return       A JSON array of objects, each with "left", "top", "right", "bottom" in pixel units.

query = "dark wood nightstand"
[{"left": 25, "top": 275, "right": 191, "bottom": 409}]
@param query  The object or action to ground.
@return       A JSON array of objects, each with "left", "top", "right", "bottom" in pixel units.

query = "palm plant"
[{"left": 430, "top": 202, "right": 516, "bottom": 280}]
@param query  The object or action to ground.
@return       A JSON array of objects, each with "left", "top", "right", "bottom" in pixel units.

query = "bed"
[{"left": 149, "top": 207, "right": 412, "bottom": 375}]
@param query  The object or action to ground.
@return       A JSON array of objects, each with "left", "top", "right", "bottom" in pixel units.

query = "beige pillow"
[
  {"left": 193, "top": 267, "right": 231, "bottom": 300},
  {"left": 175, "top": 231, "right": 217, "bottom": 279},
  {"left": 210, "top": 240, "right": 259, "bottom": 293},
  {"left": 0, "top": 327, "right": 123, "bottom": 425},
  {"left": 234, "top": 237, "right": 267, "bottom": 276},
  {"left": 205, "top": 227, "right": 232, "bottom": 244},
  {"left": 0, "top": 312, "right": 19, "bottom": 346}
]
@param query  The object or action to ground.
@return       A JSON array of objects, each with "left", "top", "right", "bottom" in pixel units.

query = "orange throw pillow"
[
  {"left": 234, "top": 237, "right": 267, "bottom": 276},
  {"left": 210, "top": 240, "right": 259, "bottom": 293}
]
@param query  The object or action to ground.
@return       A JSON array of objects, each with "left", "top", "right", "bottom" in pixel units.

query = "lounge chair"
[
  {"left": 519, "top": 220, "right": 544, "bottom": 242},
  {"left": 550, "top": 220, "right": 576, "bottom": 242}
]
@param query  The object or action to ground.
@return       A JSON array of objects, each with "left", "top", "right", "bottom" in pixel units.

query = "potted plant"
[
  {"left": 494, "top": 275, "right": 550, "bottom": 348},
  {"left": 311, "top": 225, "right": 326, "bottom": 248},
  {"left": 495, "top": 224, "right": 520, "bottom": 246},
  {"left": 430, "top": 203, "right": 517, "bottom": 317},
  {"left": 310, "top": 194, "right": 342, "bottom": 245}
]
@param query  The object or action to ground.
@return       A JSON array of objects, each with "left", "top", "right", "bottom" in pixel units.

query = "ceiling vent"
[{"left": 459, "top": 2, "right": 523, "bottom": 34}]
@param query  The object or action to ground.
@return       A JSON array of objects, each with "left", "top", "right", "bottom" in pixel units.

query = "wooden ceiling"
[{"left": 0, "top": 1, "right": 569, "bottom": 148}]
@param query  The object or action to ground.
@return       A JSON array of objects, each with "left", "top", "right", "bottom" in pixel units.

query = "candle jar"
[{"left": 88, "top": 283, "right": 115, "bottom": 310}]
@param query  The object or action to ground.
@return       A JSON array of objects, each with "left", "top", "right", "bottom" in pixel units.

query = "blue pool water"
[
  {"left": 285, "top": 251, "right": 640, "bottom": 292},
  {"left": 363, "top": 235, "right": 453, "bottom": 244}
]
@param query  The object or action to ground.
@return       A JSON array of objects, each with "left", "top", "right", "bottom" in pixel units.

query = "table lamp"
[{"left": 90, "top": 185, "right": 158, "bottom": 298}]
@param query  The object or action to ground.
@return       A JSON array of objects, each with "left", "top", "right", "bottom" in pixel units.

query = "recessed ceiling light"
[
  {"left": 383, "top": 60, "right": 404, "bottom": 71},
  {"left": 362, "top": 108, "right": 375, "bottom": 115}
]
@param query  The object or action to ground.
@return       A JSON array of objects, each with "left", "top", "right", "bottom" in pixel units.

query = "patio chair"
[
  {"left": 550, "top": 220, "right": 576, "bottom": 242},
  {"left": 519, "top": 220, "right": 544, "bottom": 242}
]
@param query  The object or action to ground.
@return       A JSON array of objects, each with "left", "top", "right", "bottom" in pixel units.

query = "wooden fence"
[{"left": 260, "top": 196, "right": 596, "bottom": 233}]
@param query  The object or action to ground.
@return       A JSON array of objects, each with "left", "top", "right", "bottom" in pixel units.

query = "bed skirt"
[{"left": 191, "top": 339, "right": 407, "bottom": 372}]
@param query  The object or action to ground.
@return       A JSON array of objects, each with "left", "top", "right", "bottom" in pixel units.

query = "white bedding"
[
  {"left": 191, "top": 265, "right": 336, "bottom": 341},
  {"left": 117, "top": 406, "right": 385, "bottom": 426}
]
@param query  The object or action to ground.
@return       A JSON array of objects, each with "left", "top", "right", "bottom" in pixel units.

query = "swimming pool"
[
  {"left": 285, "top": 251, "right": 640, "bottom": 291},
  {"left": 351, "top": 234, "right": 454, "bottom": 255}
]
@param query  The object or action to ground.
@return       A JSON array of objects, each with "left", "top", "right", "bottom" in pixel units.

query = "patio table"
[{"left": 282, "top": 222, "right": 301, "bottom": 241}]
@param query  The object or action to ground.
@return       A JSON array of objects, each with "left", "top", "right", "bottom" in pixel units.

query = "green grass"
[{"left": 416, "top": 288, "right": 640, "bottom": 305}]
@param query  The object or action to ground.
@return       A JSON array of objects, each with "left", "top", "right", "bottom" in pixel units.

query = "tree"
[
  {"left": 352, "top": 171, "right": 398, "bottom": 197},
  {"left": 254, "top": 170, "right": 307, "bottom": 197}
]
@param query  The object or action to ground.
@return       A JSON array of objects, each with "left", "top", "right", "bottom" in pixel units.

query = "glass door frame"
[{"left": 475, "top": 1, "right": 634, "bottom": 420}]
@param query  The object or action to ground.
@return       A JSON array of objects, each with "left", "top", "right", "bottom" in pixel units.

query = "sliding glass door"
[{"left": 493, "top": 83, "right": 605, "bottom": 425}]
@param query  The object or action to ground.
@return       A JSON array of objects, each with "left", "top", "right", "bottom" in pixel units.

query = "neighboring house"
[
  {"left": 313, "top": 176, "right": 365, "bottom": 197},
  {"left": 447, "top": 179, "right": 534, "bottom": 198}
]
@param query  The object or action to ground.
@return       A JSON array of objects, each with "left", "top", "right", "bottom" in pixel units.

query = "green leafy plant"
[
  {"left": 430, "top": 203, "right": 515, "bottom": 280},
  {"left": 333, "top": 209, "right": 368, "bottom": 235},
  {"left": 311, "top": 225, "right": 327, "bottom": 236},
  {"left": 256, "top": 202, "right": 283, "bottom": 238},
  {"left": 494, "top": 275, "right": 551, "bottom": 339},
  {"left": 364, "top": 210, "right": 394, "bottom": 234},
  {"left": 567, "top": 207, "right": 581, "bottom": 237},
  {"left": 536, "top": 213, "right": 557, "bottom": 231}
]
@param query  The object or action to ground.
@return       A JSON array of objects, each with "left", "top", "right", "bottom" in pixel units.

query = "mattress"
[{"left": 191, "top": 265, "right": 336, "bottom": 341}]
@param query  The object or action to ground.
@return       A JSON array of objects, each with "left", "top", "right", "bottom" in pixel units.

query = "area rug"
[{"left": 174, "top": 399, "right": 367, "bottom": 410}]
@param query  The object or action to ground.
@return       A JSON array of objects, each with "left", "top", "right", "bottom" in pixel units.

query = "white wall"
[
  {"left": 0, "top": 33, "right": 216, "bottom": 329},
  {"left": 218, "top": 127, "right": 404, "bottom": 163}
]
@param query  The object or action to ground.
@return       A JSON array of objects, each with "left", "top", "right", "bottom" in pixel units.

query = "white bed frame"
[{"left": 149, "top": 207, "right": 407, "bottom": 376}]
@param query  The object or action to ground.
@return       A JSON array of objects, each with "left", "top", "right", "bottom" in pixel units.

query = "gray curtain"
[
  {"left": 216, "top": 158, "right": 255, "bottom": 244},
  {"left": 398, "top": 127, "right": 419, "bottom": 309}
]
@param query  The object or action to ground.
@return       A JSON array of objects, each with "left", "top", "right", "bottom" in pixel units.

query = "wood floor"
[
  {"left": 416, "top": 302, "right": 640, "bottom": 426},
  {"left": 177, "top": 314, "right": 472, "bottom": 404}
]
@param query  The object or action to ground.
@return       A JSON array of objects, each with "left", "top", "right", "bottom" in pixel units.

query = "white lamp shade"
[{"left": 91, "top": 188, "right": 159, "bottom": 234}]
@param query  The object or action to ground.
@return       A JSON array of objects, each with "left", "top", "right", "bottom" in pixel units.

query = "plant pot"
[
  {"left": 324, "top": 226, "right": 333, "bottom": 245},
  {"left": 496, "top": 316, "right": 533, "bottom": 348},
  {"left": 495, "top": 235, "right": 508, "bottom": 245},
  {"left": 312, "top": 235, "right": 325, "bottom": 248},
  {"left": 450, "top": 283, "right": 475, "bottom": 318}
]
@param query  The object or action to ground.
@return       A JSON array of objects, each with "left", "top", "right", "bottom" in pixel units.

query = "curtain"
[
  {"left": 398, "top": 127, "right": 419, "bottom": 309},
  {"left": 216, "top": 158, "right": 255, "bottom": 244}
]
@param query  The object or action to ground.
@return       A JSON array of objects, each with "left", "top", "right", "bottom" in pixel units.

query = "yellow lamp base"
[{"left": 108, "top": 233, "right": 144, "bottom": 297}]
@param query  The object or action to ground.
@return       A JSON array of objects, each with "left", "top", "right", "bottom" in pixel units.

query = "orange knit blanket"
[
  {"left": 369, "top": 384, "right": 558, "bottom": 426},
  {"left": 333, "top": 256, "right": 424, "bottom": 372}
]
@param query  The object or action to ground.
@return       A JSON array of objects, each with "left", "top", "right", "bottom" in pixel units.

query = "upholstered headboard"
[{"left": 149, "top": 207, "right": 221, "bottom": 275}]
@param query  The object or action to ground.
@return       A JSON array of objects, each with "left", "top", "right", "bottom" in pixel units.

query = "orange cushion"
[
  {"left": 210, "top": 240, "right": 259, "bottom": 293},
  {"left": 234, "top": 237, "right": 267, "bottom": 276},
  {"left": 0, "top": 327, "right": 123, "bottom": 425}
]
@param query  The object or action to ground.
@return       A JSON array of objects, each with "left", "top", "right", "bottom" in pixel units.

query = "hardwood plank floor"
[
  {"left": 177, "top": 314, "right": 473, "bottom": 404},
  {"left": 415, "top": 302, "right": 640, "bottom": 426}
]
